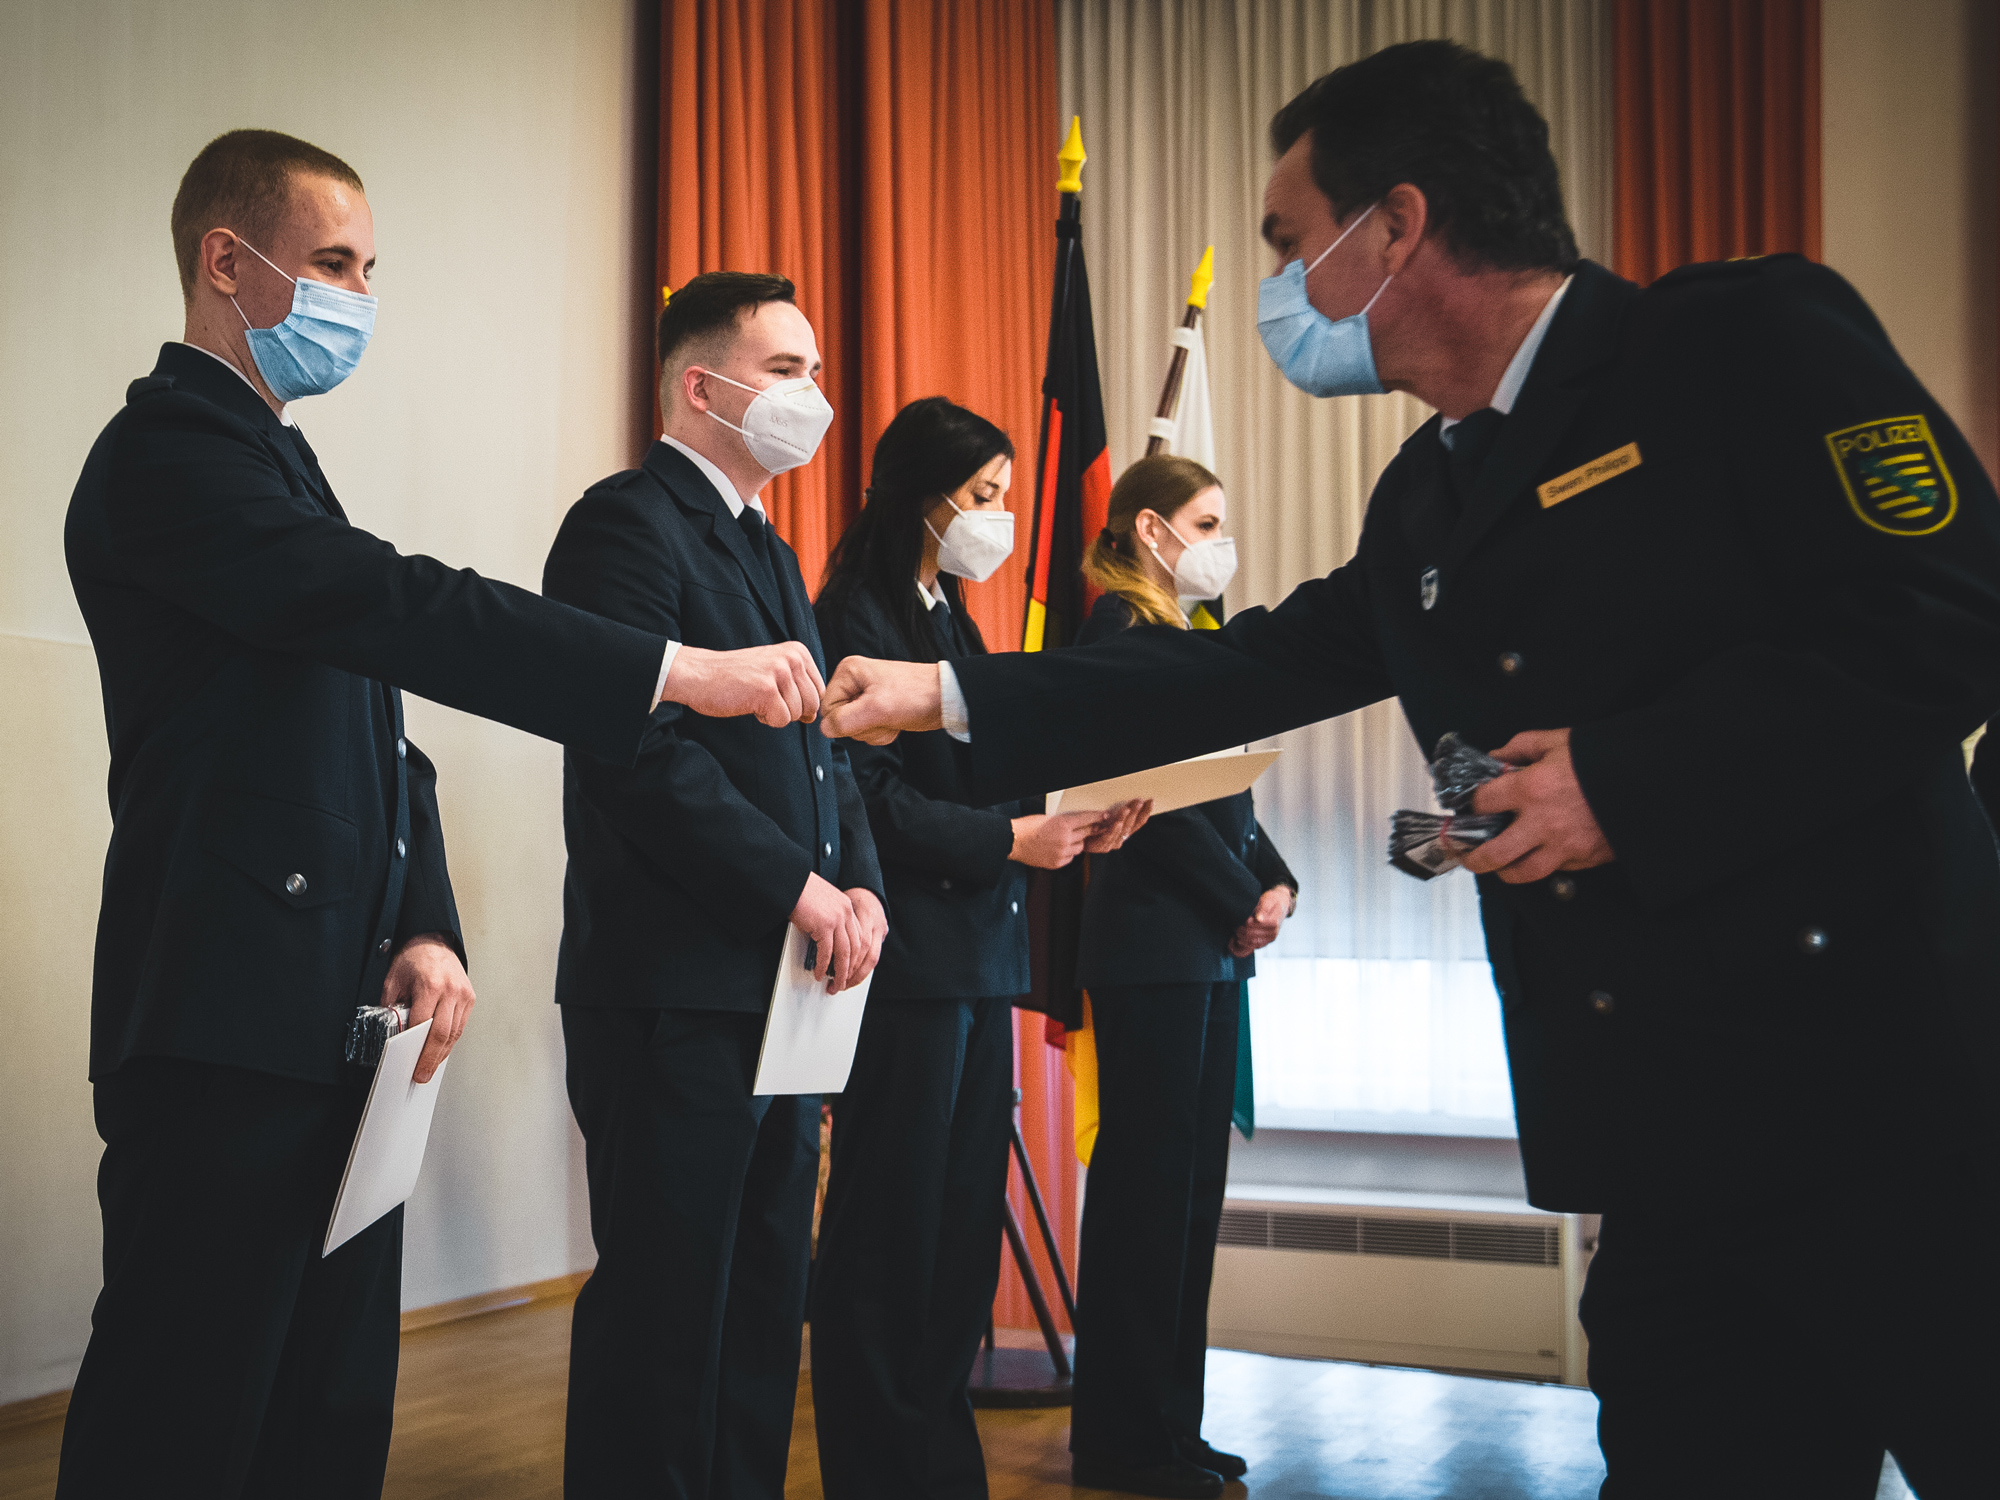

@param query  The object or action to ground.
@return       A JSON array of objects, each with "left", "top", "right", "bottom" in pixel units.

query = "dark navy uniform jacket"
[
  {"left": 950, "top": 258, "right": 2000, "bottom": 1212},
  {"left": 816, "top": 580, "right": 1032, "bottom": 1001},
  {"left": 543, "top": 443, "right": 883, "bottom": 1012},
  {"left": 65, "top": 344, "right": 669, "bottom": 1084},
  {"left": 1073, "top": 594, "right": 1295, "bottom": 989}
]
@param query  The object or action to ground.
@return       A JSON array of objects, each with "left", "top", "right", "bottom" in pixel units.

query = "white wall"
[
  {"left": 1824, "top": 0, "right": 1998, "bottom": 479},
  {"left": 0, "top": 0, "right": 648, "bottom": 1405}
]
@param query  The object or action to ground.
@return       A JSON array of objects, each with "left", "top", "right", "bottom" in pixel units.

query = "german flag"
[
  {"left": 1023, "top": 117, "right": 1112, "bottom": 656},
  {"left": 1018, "top": 119, "right": 1112, "bottom": 1162}
]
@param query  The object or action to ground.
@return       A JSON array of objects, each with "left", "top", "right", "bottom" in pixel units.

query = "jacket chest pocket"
[
  {"left": 203, "top": 794, "right": 360, "bottom": 909},
  {"left": 684, "top": 578, "right": 775, "bottom": 641}
]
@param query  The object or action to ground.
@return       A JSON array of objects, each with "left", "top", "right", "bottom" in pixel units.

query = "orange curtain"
[
  {"left": 656, "top": 0, "right": 1071, "bottom": 1333},
  {"left": 1613, "top": 0, "right": 1822, "bottom": 284}
]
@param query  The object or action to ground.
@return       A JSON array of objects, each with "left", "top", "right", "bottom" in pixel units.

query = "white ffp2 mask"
[
  {"left": 927, "top": 496, "right": 1015, "bottom": 583},
  {"left": 1146, "top": 512, "right": 1238, "bottom": 601},
  {"left": 701, "top": 370, "right": 834, "bottom": 474}
]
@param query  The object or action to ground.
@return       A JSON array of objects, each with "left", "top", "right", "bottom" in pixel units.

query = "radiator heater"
[{"left": 1208, "top": 1188, "right": 1593, "bottom": 1384}]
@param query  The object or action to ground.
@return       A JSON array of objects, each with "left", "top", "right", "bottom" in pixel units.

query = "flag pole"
[{"left": 1144, "top": 246, "right": 1214, "bottom": 457}]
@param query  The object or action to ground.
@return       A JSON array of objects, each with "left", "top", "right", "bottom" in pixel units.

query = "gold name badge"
[{"left": 1538, "top": 442, "right": 1642, "bottom": 508}]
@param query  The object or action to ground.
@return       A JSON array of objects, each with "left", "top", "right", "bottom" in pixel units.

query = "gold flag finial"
[
  {"left": 661, "top": 284, "right": 673, "bottom": 309},
  {"left": 1187, "top": 246, "right": 1214, "bottom": 309},
  {"left": 1056, "top": 116, "right": 1085, "bottom": 195}
]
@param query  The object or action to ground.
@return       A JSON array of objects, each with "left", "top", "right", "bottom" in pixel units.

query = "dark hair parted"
[
  {"left": 171, "top": 130, "right": 365, "bottom": 298},
  {"left": 817, "top": 397, "right": 1014, "bottom": 664},
  {"left": 656, "top": 270, "right": 797, "bottom": 378},
  {"left": 1270, "top": 41, "right": 1578, "bottom": 274}
]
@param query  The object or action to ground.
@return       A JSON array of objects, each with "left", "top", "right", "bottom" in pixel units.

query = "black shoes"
[
  {"left": 1071, "top": 1454, "right": 1227, "bottom": 1499},
  {"left": 1175, "top": 1436, "right": 1248, "bottom": 1480}
]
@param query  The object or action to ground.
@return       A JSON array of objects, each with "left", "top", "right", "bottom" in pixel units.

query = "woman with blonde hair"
[{"left": 1066, "top": 455, "right": 1298, "bottom": 1500}]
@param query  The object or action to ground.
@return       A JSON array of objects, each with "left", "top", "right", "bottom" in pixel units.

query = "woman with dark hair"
[
  {"left": 810, "top": 396, "right": 1148, "bottom": 1500},
  {"left": 1066, "top": 454, "right": 1297, "bottom": 1500}
]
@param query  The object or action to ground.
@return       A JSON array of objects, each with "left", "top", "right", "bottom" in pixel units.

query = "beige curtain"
[{"left": 1057, "top": 0, "right": 1612, "bottom": 1133}]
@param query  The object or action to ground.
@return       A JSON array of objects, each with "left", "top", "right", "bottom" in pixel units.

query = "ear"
[
  {"left": 679, "top": 364, "right": 713, "bottom": 415},
  {"left": 199, "top": 228, "right": 243, "bottom": 296},
  {"left": 1132, "top": 509, "right": 1164, "bottom": 549},
  {"left": 1379, "top": 184, "right": 1430, "bottom": 276}
]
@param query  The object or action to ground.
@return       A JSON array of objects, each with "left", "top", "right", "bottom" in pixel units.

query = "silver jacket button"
[
  {"left": 397, "top": 738, "right": 407, "bottom": 759},
  {"left": 824, "top": 842, "right": 834, "bottom": 858},
  {"left": 815, "top": 766, "right": 825, "bottom": 781},
  {"left": 285, "top": 873, "right": 307, "bottom": 896},
  {"left": 1797, "top": 926, "right": 1828, "bottom": 955},
  {"left": 1589, "top": 989, "right": 1615, "bottom": 1014},
  {"left": 941, "top": 878, "right": 953, "bottom": 890},
  {"left": 378, "top": 938, "right": 392, "bottom": 953},
  {"left": 1010, "top": 900, "right": 1020, "bottom": 914},
  {"left": 1498, "top": 651, "right": 1524, "bottom": 676},
  {"left": 396, "top": 838, "right": 406, "bottom": 858},
  {"left": 1551, "top": 876, "right": 1577, "bottom": 901}
]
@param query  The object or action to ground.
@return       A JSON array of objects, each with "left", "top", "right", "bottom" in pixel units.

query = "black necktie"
[
  {"left": 927, "top": 596, "right": 956, "bottom": 656},
  {"left": 1443, "top": 407, "right": 1507, "bottom": 510},
  {"left": 737, "top": 505, "right": 777, "bottom": 590}
]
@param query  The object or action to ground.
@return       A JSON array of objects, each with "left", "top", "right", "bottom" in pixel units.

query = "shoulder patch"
[{"left": 1825, "top": 415, "right": 1957, "bottom": 536}]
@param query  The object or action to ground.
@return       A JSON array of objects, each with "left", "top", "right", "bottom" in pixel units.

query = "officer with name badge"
[{"left": 821, "top": 41, "right": 2000, "bottom": 1500}]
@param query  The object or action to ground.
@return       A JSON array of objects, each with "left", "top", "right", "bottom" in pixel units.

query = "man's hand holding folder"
[
  {"left": 378, "top": 934, "right": 475, "bottom": 1083},
  {"left": 792, "top": 874, "right": 887, "bottom": 993}
]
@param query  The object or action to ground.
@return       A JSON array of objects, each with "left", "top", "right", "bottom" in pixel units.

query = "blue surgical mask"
[
  {"left": 231, "top": 236, "right": 377, "bottom": 402},
  {"left": 1257, "top": 202, "right": 1392, "bottom": 397}
]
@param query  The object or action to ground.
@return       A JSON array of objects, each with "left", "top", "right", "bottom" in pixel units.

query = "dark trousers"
[
  {"left": 1070, "top": 981, "right": 1238, "bottom": 1465},
  {"left": 56, "top": 1058, "right": 403, "bottom": 1500},
  {"left": 1582, "top": 1163, "right": 1999, "bottom": 1499},
  {"left": 562, "top": 1006, "right": 819, "bottom": 1500},
  {"left": 810, "top": 994, "right": 1014, "bottom": 1500}
]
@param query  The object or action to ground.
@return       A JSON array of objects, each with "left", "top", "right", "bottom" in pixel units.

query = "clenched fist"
[
  {"left": 664, "top": 643, "right": 825, "bottom": 726},
  {"left": 820, "top": 657, "right": 943, "bottom": 744}
]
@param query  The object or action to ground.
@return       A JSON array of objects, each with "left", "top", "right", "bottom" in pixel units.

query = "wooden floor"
[{"left": 0, "top": 1290, "right": 1616, "bottom": 1500}]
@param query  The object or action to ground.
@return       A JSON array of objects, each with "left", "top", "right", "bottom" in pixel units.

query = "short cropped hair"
[
  {"left": 1270, "top": 41, "right": 1578, "bottom": 274},
  {"left": 171, "top": 129, "right": 365, "bottom": 298},
  {"left": 656, "top": 271, "right": 798, "bottom": 403}
]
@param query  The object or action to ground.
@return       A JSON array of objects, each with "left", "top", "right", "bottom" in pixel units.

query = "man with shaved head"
[
  {"left": 59, "top": 130, "right": 827, "bottom": 1498},
  {"left": 541, "top": 270, "right": 885, "bottom": 1500}
]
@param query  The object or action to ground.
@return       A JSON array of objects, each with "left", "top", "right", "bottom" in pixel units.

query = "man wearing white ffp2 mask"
[{"left": 541, "top": 271, "right": 886, "bottom": 1500}]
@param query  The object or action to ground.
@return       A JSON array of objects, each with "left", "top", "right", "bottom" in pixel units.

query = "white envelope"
[
  {"left": 324, "top": 1019, "right": 447, "bottom": 1257},
  {"left": 1044, "top": 746, "right": 1281, "bottom": 817},
  {"left": 752, "top": 922, "right": 874, "bottom": 1096}
]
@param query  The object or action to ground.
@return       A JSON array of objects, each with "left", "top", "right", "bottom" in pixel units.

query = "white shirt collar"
[
  {"left": 916, "top": 577, "right": 945, "bottom": 612},
  {"left": 1438, "top": 275, "right": 1572, "bottom": 439},
  {"left": 661, "top": 434, "right": 761, "bottom": 519},
  {"left": 180, "top": 341, "right": 293, "bottom": 426}
]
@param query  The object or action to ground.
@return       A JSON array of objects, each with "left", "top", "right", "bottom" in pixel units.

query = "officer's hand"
[
  {"left": 1231, "top": 885, "right": 1294, "bottom": 957},
  {"left": 792, "top": 873, "right": 862, "bottom": 990},
  {"left": 1462, "top": 729, "right": 1615, "bottom": 883},
  {"left": 664, "top": 643, "right": 824, "bottom": 726},
  {"left": 845, "top": 887, "right": 889, "bottom": 988},
  {"left": 1084, "top": 798, "right": 1152, "bottom": 853},
  {"left": 820, "top": 658, "right": 942, "bottom": 744},
  {"left": 381, "top": 934, "right": 475, "bottom": 1084}
]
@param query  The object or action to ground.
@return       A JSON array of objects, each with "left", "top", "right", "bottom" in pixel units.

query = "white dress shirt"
[
  {"left": 1437, "top": 275, "right": 1571, "bottom": 447},
  {"left": 939, "top": 275, "right": 1575, "bottom": 739},
  {"left": 181, "top": 341, "right": 293, "bottom": 426}
]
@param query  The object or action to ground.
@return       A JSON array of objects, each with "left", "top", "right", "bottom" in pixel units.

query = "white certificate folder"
[
  {"left": 1044, "top": 746, "right": 1281, "bottom": 817},
  {"left": 323, "top": 1019, "right": 447, "bottom": 1257},
  {"left": 752, "top": 923, "right": 874, "bottom": 1096}
]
